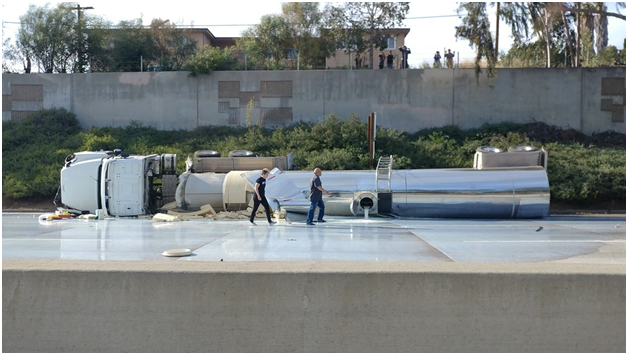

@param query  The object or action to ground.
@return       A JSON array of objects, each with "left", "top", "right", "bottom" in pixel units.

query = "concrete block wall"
[
  {"left": 2, "top": 68, "right": 625, "bottom": 134},
  {"left": 3, "top": 260, "right": 625, "bottom": 352}
]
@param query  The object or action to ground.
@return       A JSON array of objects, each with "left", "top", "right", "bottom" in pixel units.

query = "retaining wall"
[
  {"left": 2, "top": 68, "right": 625, "bottom": 135},
  {"left": 3, "top": 260, "right": 625, "bottom": 352}
]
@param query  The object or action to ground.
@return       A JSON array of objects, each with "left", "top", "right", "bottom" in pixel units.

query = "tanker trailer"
[{"left": 175, "top": 147, "right": 550, "bottom": 219}]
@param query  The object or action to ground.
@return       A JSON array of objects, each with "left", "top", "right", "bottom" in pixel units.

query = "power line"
[{"left": 405, "top": 14, "right": 462, "bottom": 20}]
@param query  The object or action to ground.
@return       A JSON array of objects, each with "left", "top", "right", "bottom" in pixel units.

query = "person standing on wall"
[
  {"left": 399, "top": 45, "right": 411, "bottom": 69},
  {"left": 250, "top": 168, "right": 277, "bottom": 226},
  {"left": 378, "top": 51, "right": 385, "bottom": 69},
  {"left": 434, "top": 51, "right": 442, "bottom": 68},
  {"left": 306, "top": 168, "right": 330, "bottom": 226},
  {"left": 386, "top": 51, "right": 395, "bottom": 69},
  {"left": 355, "top": 53, "right": 362, "bottom": 69},
  {"left": 445, "top": 49, "right": 455, "bottom": 68}
]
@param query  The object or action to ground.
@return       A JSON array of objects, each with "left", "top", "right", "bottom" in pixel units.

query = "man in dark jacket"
[
  {"left": 306, "top": 168, "right": 330, "bottom": 225},
  {"left": 250, "top": 168, "right": 277, "bottom": 226},
  {"left": 399, "top": 46, "right": 411, "bottom": 68}
]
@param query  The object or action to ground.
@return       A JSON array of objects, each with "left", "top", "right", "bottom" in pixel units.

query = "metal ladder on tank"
[
  {"left": 375, "top": 155, "right": 393, "bottom": 192},
  {"left": 375, "top": 155, "right": 395, "bottom": 216}
]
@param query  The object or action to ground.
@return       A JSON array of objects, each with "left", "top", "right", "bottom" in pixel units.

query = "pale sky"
[{"left": 2, "top": 1, "right": 626, "bottom": 68}]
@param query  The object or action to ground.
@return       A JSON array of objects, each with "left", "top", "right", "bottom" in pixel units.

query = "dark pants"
[
  {"left": 306, "top": 199, "right": 325, "bottom": 223},
  {"left": 250, "top": 196, "right": 272, "bottom": 223}
]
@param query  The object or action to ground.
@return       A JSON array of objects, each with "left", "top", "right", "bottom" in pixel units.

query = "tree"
[
  {"left": 502, "top": 40, "right": 547, "bottom": 68},
  {"left": 579, "top": 27, "right": 621, "bottom": 67},
  {"left": 461, "top": 2, "right": 625, "bottom": 71},
  {"left": 281, "top": 2, "right": 329, "bottom": 69},
  {"left": 16, "top": 4, "right": 77, "bottom": 73},
  {"left": 580, "top": 26, "right": 596, "bottom": 66},
  {"left": 554, "top": 3, "right": 577, "bottom": 67},
  {"left": 324, "top": 2, "right": 409, "bottom": 69},
  {"left": 149, "top": 19, "right": 197, "bottom": 71},
  {"left": 2, "top": 37, "right": 26, "bottom": 73},
  {"left": 185, "top": 46, "right": 240, "bottom": 76},
  {"left": 106, "top": 20, "right": 154, "bottom": 72},
  {"left": 237, "top": 14, "right": 293, "bottom": 70},
  {"left": 557, "top": 2, "right": 626, "bottom": 20},
  {"left": 86, "top": 18, "right": 197, "bottom": 73},
  {"left": 322, "top": 4, "right": 370, "bottom": 67},
  {"left": 12, "top": 3, "right": 197, "bottom": 74},
  {"left": 593, "top": 2, "right": 609, "bottom": 54},
  {"left": 455, "top": 3, "right": 497, "bottom": 79},
  {"left": 81, "top": 18, "right": 113, "bottom": 72},
  {"left": 456, "top": 2, "right": 562, "bottom": 70}
]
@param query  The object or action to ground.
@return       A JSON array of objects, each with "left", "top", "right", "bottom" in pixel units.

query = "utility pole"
[
  {"left": 494, "top": 2, "right": 500, "bottom": 59},
  {"left": 576, "top": 2, "right": 581, "bottom": 67},
  {"left": 72, "top": 4, "right": 94, "bottom": 73}
]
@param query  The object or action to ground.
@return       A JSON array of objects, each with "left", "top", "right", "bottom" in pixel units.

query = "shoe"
[
  {"left": 316, "top": 219, "right": 327, "bottom": 223},
  {"left": 306, "top": 222, "right": 315, "bottom": 226},
  {"left": 269, "top": 221, "right": 277, "bottom": 225},
  {"left": 250, "top": 221, "right": 257, "bottom": 226}
]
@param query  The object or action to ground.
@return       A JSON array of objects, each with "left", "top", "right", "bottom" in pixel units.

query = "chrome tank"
[{"left": 278, "top": 167, "right": 550, "bottom": 218}]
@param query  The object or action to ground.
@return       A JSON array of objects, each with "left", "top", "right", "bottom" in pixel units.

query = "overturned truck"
[{"left": 57, "top": 146, "right": 550, "bottom": 219}]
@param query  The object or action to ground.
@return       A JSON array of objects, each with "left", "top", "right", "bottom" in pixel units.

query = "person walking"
[
  {"left": 249, "top": 168, "right": 276, "bottom": 226},
  {"left": 306, "top": 168, "right": 330, "bottom": 225}
]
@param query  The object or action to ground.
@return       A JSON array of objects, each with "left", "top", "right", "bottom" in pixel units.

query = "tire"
[
  {"left": 476, "top": 146, "right": 503, "bottom": 153},
  {"left": 228, "top": 150, "right": 256, "bottom": 157},
  {"left": 194, "top": 150, "right": 221, "bottom": 158}
]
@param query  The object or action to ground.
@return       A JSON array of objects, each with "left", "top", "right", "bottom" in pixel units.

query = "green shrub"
[
  {"left": 79, "top": 132, "right": 121, "bottom": 151},
  {"left": 3, "top": 108, "right": 80, "bottom": 148},
  {"left": 545, "top": 143, "right": 625, "bottom": 204}
]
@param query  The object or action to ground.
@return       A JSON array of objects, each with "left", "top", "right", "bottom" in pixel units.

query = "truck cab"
[{"left": 59, "top": 150, "right": 176, "bottom": 216}]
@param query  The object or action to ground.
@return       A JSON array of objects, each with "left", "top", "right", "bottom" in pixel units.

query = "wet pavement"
[{"left": 2, "top": 212, "right": 625, "bottom": 264}]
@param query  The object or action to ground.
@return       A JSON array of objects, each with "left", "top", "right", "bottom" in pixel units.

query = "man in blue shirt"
[
  {"left": 306, "top": 168, "right": 330, "bottom": 225},
  {"left": 434, "top": 51, "right": 442, "bottom": 68}
]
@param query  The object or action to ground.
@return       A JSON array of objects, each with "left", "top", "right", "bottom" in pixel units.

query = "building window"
[
  {"left": 384, "top": 36, "right": 396, "bottom": 50},
  {"left": 340, "top": 41, "right": 358, "bottom": 50}
]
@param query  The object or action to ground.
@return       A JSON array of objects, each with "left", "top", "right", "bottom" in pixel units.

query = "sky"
[{"left": 2, "top": 1, "right": 626, "bottom": 68}]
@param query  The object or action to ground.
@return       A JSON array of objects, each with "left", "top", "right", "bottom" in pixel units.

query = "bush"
[
  {"left": 185, "top": 46, "right": 240, "bottom": 76},
  {"left": 545, "top": 143, "right": 626, "bottom": 204},
  {"left": 3, "top": 107, "right": 80, "bottom": 148}
]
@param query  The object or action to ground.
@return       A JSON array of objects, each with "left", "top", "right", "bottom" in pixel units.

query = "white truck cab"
[{"left": 59, "top": 150, "right": 177, "bottom": 216}]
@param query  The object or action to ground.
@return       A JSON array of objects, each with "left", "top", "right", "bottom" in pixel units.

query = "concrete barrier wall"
[
  {"left": 2, "top": 68, "right": 625, "bottom": 134},
  {"left": 3, "top": 260, "right": 625, "bottom": 353}
]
